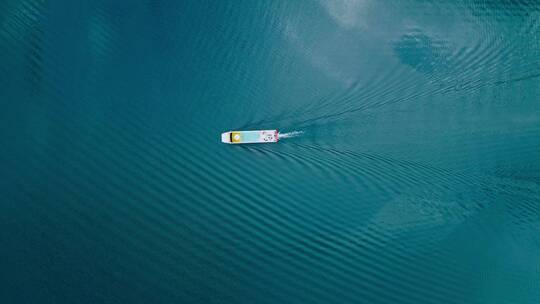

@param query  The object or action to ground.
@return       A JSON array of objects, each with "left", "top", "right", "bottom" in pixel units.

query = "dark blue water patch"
[{"left": 393, "top": 30, "right": 452, "bottom": 75}]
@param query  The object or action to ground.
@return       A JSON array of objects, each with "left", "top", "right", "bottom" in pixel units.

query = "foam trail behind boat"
[{"left": 278, "top": 131, "right": 304, "bottom": 139}]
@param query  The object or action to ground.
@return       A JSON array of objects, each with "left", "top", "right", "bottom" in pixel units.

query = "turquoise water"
[{"left": 1, "top": 1, "right": 540, "bottom": 303}]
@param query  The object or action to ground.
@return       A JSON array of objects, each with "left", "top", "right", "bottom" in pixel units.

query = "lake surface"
[{"left": 1, "top": 1, "right": 540, "bottom": 303}]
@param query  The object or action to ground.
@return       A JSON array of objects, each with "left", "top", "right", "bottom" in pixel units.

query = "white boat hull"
[{"left": 221, "top": 130, "right": 278, "bottom": 144}]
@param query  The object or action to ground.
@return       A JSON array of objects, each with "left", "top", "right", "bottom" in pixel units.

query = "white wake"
[{"left": 278, "top": 130, "right": 304, "bottom": 139}]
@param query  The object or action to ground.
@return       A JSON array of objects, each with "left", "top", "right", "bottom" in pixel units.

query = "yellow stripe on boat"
[{"left": 231, "top": 132, "right": 242, "bottom": 143}]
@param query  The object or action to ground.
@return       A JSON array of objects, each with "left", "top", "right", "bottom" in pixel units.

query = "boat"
[{"left": 221, "top": 130, "right": 278, "bottom": 144}]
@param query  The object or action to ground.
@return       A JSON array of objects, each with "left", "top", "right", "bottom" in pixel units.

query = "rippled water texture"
[{"left": 2, "top": 1, "right": 540, "bottom": 303}]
